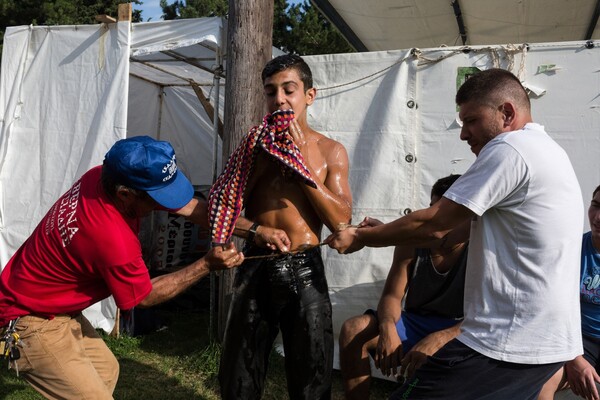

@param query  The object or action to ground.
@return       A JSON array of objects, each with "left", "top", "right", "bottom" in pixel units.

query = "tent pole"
[
  {"left": 209, "top": 24, "right": 224, "bottom": 342},
  {"left": 585, "top": 0, "right": 600, "bottom": 40},
  {"left": 190, "top": 82, "right": 224, "bottom": 140},
  {"left": 211, "top": 79, "right": 222, "bottom": 181},
  {"left": 157, "top": 86, "right": 164, "bottom": 140},
  {"left": 218, "top": 0, "right": 274, "bottom": 343},
  {"left": 451, "top": 0, "right": 468, "bottom": 45}
]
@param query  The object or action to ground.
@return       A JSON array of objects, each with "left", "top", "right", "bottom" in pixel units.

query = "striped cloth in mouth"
[{"left": 208, "top": 109, "right": 316, "bottom": 245}]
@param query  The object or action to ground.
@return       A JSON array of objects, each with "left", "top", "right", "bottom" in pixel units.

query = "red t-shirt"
[{"left": 0, "top": 166, "right": 152, "bottom": 326}]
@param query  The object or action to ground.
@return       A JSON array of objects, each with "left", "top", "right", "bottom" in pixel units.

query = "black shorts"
[
  {"left": 389, "top": 339, "right": 563, "bottom": 400},
  {"left": 582, "top": 333, "right": 600, "bottom": 371}
]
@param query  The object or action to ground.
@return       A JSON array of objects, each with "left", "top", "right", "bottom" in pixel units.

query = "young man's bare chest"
[{"left": 244, "top": 146, "right": 328, "bottom": 245}]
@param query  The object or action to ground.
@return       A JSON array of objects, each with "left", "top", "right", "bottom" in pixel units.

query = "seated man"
[
  {"left": 538, "top": 184, "right": 600, "bottom": 400},
  {"left": 339, "top": 174, "right": 467, "bottom": 400}
]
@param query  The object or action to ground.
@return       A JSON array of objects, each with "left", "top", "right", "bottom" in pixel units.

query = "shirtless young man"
[{"left": 218, "top": 54, "right": 352, "bottom": 400}]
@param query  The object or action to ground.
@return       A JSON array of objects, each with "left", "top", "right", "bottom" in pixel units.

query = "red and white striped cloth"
[{"left": 208, "top": 109, "right": 316, "bottom": 244}]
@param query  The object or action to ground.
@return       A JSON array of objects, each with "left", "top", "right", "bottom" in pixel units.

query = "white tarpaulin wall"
[
  {"left": 305, "top": 40, "right": 600, "bottom": 368},
  {"left": 0, "top": 18, "right": 226, "bottom": 330},
  {"left": 0, "top": 22, "right": 131, "bottom": 267},
  {"left": 0, "top": 17, "right": 225, "bottom": 268}
]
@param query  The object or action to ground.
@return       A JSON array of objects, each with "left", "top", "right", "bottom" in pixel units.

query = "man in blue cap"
[{"left": 0, "top": 136, "right": 259, "bottom": 399}]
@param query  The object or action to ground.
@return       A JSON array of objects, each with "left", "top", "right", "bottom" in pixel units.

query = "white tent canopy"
[
  {"left": 128, "top": 18, "right": 228, "bottom": 189},
  {"left": 0, "top": 17, "right": 227, "bottom": 268},
  {"left": 312, "top": 0, "right": 600, "bottom": 52}
]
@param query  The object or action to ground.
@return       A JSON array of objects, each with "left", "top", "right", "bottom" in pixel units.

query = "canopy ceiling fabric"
[
  {"left": 312, "top": 0, "right": 600, "bottom": 51},
  {"left": 129, "top": 17, "right": 225, "bottom": 87}
]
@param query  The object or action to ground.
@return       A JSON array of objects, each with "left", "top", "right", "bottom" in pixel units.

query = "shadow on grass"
[
  {"left": 0, "top": 358, "right": 213, "bottom": 400},
  {"left": 0, "top": 370, "right": 42, "bottom": 400},
  {"left": 115, "top": 357, "right": 212, "bottom": 400},
  {"left": 121, "top": 305, "right": 399, "bottom": 399},
  {"left": 0, "top": 304, "right": 398, "bottom": 400}
]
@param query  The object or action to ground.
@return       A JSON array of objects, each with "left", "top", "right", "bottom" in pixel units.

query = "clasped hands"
[
  {"left": 375, "top": 325, "right": 430, "bottom": 381},
  {"left": 325, "top": 216, "right": 383, "bottom": 254},
  {"left": 206, "top": 226, "right": 292, "bottom": 269},
  {"left": 208, "top": 213, "right": 380, "bottom": 266}
]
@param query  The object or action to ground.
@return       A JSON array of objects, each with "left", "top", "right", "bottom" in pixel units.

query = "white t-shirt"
[{"left": 444, "top": 123, "right": 584, "bottom": 364}]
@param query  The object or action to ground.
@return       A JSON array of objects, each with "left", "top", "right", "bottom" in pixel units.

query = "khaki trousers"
[{"left": 12, "top": 314, "right": 119, "bottom": 400}]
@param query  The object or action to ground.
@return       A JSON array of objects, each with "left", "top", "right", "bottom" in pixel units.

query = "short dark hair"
[
  {"left": 593, "top": 185, "right": 600, "bottom": 198},
  {"left": 101, "top": 163, "right": 146, "bottom": 199},
  {"left": 431, "top": 174, "right": 461, "bottom": 198},
  {"left": 262, "top": 54, "right": 313, "bottom": 91},
  {"left": 455, "top": 68, "right": 530, "bottom": 111}
]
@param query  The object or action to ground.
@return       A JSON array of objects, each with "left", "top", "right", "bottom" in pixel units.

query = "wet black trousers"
[{"left": 218, "top": 246, "right": 333, "bottom": 400}]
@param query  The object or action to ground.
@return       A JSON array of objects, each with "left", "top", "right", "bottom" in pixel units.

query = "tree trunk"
[{"left": 218, "top": 0, "right": 274, "bottom": 342}]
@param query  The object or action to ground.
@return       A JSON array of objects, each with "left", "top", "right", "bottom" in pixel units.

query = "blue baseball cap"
[{"left": 104, "top": 136, "right": 193, "bottom": 210}]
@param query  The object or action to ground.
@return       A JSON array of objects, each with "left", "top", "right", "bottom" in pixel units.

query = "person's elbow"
[{"left": 136, "top": 294, "right": 156, "bottom": 308}]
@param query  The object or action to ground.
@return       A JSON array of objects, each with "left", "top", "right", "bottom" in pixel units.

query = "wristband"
[{"left": 247, "top": 222, "right": 259, "bottom": 244}]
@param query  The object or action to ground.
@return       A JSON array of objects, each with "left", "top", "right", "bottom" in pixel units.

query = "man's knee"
[
  {"left": 340, "top": 314, "right": 374, "bottom": 350},
  {"left": 340, "top": 317, "right": 361, "bottom": 347}
]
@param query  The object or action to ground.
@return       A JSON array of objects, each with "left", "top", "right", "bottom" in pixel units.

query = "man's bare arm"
[
  {"left": 296, "top": 136, "right": 353, "bottom": 232},
  {"left": 232, "top": 218, "right": 291, "bottom": 252},
  {"left": 377, "top": 246, "right": 412, "bottom": 334},
  {"left": 359, "top": 198, "right": 473, "bottom": 246},
  {"left": 175, "top": 197, "right": 209, "bottom": 227},
  {"left": 401, "top": 322, "right": 462, "bottom": 378},
  {"left": 173, "top": 197, "right": 291, "bottom": 252},
  {"left": 327, "top": 198, "right": 474, "bottom": 253},
  {"left": 376, "top": 245, "right": 413, "bottom": 376},
  {"left": 138, "top": 243, "right": 243, "bottom": 308}
]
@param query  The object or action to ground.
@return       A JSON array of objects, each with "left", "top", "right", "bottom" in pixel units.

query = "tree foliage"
[
  {"left": 0, "top": 0, "right": 354, "bottom": 56},
  {"left": 159, "top": 0, "right": 354, "bottom": 55},
  {"left": 0, "top": 1, "right": 142, "bottom": 52},
  {"left": 0, "top": 0, "right": 142, "bottom": 26},
  {"left": 159, "top": 0, "right": 227, "bottom": 20},
  {"left": 279, "top": 0, "right": 354, "bottom": 55}
]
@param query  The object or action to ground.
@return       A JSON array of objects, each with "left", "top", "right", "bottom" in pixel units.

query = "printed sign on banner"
[{"left": 141, "top": 212, "right": 210, "bottom": 271}]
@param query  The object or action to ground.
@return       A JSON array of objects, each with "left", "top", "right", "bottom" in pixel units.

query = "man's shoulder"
[{"left": 309, "top": 130, "right": 346, "bottom": 151}]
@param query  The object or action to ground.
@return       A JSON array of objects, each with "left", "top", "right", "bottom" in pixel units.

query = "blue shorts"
[{"left": 365, "top": 309, "right": 460, "bottom": 353}]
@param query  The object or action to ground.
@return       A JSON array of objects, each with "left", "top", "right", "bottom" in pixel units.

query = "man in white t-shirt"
[{"left": 327, "top": 68, "right": 584, "bottom": 399}]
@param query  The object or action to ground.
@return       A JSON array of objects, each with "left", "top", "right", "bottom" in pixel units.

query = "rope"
[
  {"left": 238, "top": 223, "right": 356, "bottom": 260},
  {"left": 318, "top": 54, "right": 412, "bottom": 91},
  {"left": 243, "top": 242, "right": 329, "bottom": 260},
  {"left": 414, "top": 44, "right": 528, "bottom": 77},
  {"left": 317, "top": 44, "right": 528, "bottom": 92}
]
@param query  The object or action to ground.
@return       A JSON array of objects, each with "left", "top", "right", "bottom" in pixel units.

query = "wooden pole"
[
  {"left": 108, "top": 3, "right": 132, "bottom": 338},
  {"left": 118, "top": 3, "right": 132, "bottom": 22},
  {"left": 218, "top": 0, "right": 274, "bottom": 341}
]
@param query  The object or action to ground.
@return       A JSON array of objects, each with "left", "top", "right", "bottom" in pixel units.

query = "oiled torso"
[{"left": 244, "top": 133, "right": 330, "bottom": 249}]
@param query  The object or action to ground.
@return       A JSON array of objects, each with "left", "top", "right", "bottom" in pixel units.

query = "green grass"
[{"left": 0, "top": 308, "right": 397, "bottom": 399}]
